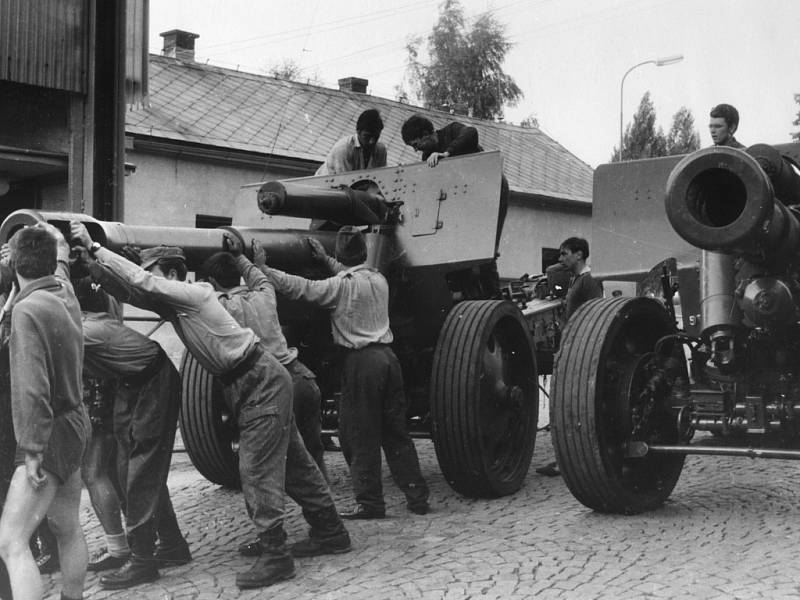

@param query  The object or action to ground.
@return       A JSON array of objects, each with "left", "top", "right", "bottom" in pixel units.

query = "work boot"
[
  {"left": 237, "top": 538, "right": 263, "bottom": 557},
  {"left": 99, "top": 556, "right": 159, "bottom": 590},
  {"left": 235, "top": 525, "right": 296, "bottom": 589},
  {"left": 292, "top": 506, "right": 352, "bottom": 557}
]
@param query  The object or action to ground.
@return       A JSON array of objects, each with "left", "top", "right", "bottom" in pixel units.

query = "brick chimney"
[
  {"left": 160, "top": 30, "right": 199, "bottom": 62},
  {"left": 338, "top": 77, "right": 368, "bottom": 94}
]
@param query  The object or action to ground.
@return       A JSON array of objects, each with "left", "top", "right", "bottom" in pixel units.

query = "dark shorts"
[{"left": 15, "top": 404, "right": 90, "bottom": 485}]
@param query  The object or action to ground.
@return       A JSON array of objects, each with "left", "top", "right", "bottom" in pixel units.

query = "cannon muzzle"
[
  {"left": 257, "top": 181, "right": 388, "bottom": 224},
  {"left": 665, "top": 145, "right": 800, "bottom": 261}
]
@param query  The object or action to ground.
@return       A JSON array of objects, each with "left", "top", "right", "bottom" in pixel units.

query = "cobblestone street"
[{"left": 39, "top": 424, "right": 800, "bottom": 600}]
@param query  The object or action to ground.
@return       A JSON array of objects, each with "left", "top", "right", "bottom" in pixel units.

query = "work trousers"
[
  {"left": 285, "top": 359, "right": 326, "bottom": 479},
  {"left": 338, "top": 344, "right": 429, "bottom": 513},
  {"left": 224, "top": 345, "right": 334, "bottom": 535},
  {"left": 113, "top": 353, "right": 184, "bottom": 557}
]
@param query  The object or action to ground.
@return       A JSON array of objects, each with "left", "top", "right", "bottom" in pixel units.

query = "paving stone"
[{"left": 35, "top": 430, "right": 800, "bottom": 599}]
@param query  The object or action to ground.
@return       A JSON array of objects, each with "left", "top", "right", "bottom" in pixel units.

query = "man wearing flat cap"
[
  {"left": 69, "top": 227, "right": 350, "bottom": 590},
  {"left": 260, "top": 226, "right": 430, "bottom": 520}
]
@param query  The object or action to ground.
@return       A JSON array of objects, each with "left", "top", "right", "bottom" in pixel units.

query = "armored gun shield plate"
[{"left": 233, "top": 151, "right": 503, "bottom": 269}]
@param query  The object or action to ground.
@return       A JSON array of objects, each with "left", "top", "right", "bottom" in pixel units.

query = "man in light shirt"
[{"left": 260, "top": 226, "right": 429, "bottom": 519}]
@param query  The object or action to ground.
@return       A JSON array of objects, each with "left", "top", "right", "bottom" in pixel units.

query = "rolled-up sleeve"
[{"left": 262, "top": 266, "right": 343, "bottom": 309}]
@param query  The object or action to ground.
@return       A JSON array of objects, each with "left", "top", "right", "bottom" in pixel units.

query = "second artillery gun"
[
  {"left": 551, "top": 141, "right": 800, "bottom": 514},
  {"left": 0, "top": 152, "right": 561, "bottom": 498}
]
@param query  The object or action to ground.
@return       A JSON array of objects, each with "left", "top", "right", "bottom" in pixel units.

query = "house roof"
[{"left": 127, "top": 55, "right": 593, "bottom": 202}]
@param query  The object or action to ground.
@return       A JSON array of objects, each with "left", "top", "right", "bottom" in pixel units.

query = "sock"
[{"left": 106, "top": 532, "right": 130, "bottom": 558}]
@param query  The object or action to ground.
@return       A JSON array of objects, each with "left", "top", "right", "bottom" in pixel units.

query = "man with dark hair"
[
  {"left": 316, "top": 108, "right": 387, "bottom": 175},
  {"left": 73, "top": 277, "right": 191, "bottom": 590},
  {"left": 558, "top": 237, "right": 603, "bottom": 323},
  {"left": 709, "top": 103, "right": 744, "bottom": 148},
  {"left": 401, "top": 113, "right": 508, "bottom": 253},
  {"left": 259, "top": 227, "right": 430, "bottom": 520},
  {"left": 201, "top": 247, "right": 328, "bottom": 482},
  {"left": 0, "top": 223, "right": 89, "bottom": 600},
  {"left": 69, "top": 227, "right": 350, "bottom": 590}
]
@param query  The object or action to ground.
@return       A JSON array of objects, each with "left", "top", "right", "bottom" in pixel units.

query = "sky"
[{"left": 148, "top": 0, "right": 800, "bottom": 168}]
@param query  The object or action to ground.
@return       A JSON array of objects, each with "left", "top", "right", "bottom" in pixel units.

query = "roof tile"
[{"left": 126, "top": 56, "right": 593, "bottom": 201}]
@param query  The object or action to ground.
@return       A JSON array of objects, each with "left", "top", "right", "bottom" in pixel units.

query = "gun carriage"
[
  {"left": 0, "top": 152, "right": 561, "bottom": 498},
  {"left": 551, "top": 142, "right": 800, "bottom": 513}
]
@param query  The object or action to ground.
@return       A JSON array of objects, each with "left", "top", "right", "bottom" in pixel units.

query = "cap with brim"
[{"left": 140, "top": 245, "right": 186, "bottom": 271}]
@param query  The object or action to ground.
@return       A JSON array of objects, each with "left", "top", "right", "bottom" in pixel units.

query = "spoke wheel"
[
  {"left": 552, "top": 296, "right": 685, "bottom": 514},
  {"left": 431, "top": 300, "right": 538, "bottom": 497},
  {"left": 179, "top": 352, "right": 240, "bottom": 488}
]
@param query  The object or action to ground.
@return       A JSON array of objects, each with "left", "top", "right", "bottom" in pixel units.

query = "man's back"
[{"left": 10, "top": 277, "right": 83, "bottom": 452}]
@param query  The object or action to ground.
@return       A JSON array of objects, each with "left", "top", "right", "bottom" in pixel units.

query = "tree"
[
  {"left": 666, "top": 106, "right": 701, "bottom": 155},
  {"left": 793, "top": 93, "right": 800, "bottom": 141},
  {"left": 612, "top": 91, "right": 667, "bottom": 161},
  {"left": 403, "top": 0, "right": 522, "bottom": 120},
  {"left": 262, "top": 58, "right": 323, "bottom": 86}
]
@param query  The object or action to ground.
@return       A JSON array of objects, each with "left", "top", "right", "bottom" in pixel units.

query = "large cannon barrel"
[
  {"left": 665, "top": 144, "right": 800, "bottom": 260},
  {"left": 257, "top": 180, "right": 387, "bottom": 224},
  {"left": 0, "top": 209, "right": 337, "bottom": 272}
]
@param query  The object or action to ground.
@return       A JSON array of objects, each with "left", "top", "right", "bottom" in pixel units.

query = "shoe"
[
  {"left": 409, "top": 502, "right": 430, "bottom": 515},
  {"left": 291, "top": 531, "right": 351, "bottom": 557},
  {"left": 235, "top": 553, "right": 296, "bottom": 589},
  {"left": 238, "top": 539, "right": 263, "bottom": 557},
  {"left": 99, "top": 557, "right": 159, "bottom": 590},
  {"left": 339, "top": 505, "right": 385, "bottom": 520},
  {"left": 88, "top": 547, "right": 130, "bottom": 572},
  {"left": 36, "top": 550, "right": 59, "bottom": 575},
  {"left": 154, "top": 541, "right": 192, "bottom": 568},
  {"left": 535, "top": 461, "right": 561, "bottom": 477}
]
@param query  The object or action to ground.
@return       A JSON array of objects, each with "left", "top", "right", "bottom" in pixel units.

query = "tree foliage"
[
  {"left": 793, "top": 93, "right": 800, "bottom": 141},
  {"left": 263, "top": 58, "right": 323, "bottom": 86},
  {"left": 666, "top": 106, "right": 701, "bottom": 155},
  {"left": 403, "top": 0, "right": 522, "bottom": 120},
  {"left": 612, "top": 93, "right": 700, "bottom": 161}
]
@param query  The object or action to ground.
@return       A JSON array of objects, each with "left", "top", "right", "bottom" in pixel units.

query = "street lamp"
[{"left": 619, "top": 54, "right": 684, "bottom": 160}]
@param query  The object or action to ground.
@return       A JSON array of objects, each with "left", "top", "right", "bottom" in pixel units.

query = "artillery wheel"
[
  {"left": 551, "top": 296, "right": 685, "bottom": 514},
  {"left": 179, "top": 352, "right": 240, "bottom": 488},
  {"left": 430, "top": 300, "right": 538, "bottom": 497}
]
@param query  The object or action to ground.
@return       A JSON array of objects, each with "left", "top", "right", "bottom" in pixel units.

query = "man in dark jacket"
[
  {"left": 401, "top": 114, "right": 509, "bottom": 254},
  {"left": 0, "top": 224, "right": 89, "bottom": 600}
]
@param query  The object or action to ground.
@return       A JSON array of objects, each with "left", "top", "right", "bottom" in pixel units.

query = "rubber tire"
[
  {"left": 551, "top": 296, "right": 685, "bottom": 514},
  {"left": 179, "top": 352, "right": 240, "bottom": 488},
  {"left": 430, "top": 300, "right": 538, "bottom": 498}
]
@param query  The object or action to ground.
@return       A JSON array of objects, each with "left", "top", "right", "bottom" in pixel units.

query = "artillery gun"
[
  {"left": 551, "top": 142, "right": 800, "bottom": 514},
  {"left": 0, "top": 152, "right": 561, "bottom": 498}
]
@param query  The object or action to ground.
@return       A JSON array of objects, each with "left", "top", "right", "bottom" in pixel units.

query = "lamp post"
[{"left": 619, "top": 54, "right": 683, "bottom": 160}]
